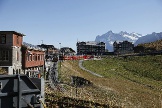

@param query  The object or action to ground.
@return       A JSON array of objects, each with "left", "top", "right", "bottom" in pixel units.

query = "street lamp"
[
  {"left": 59, "top": 43, "right": 61, "bottom": 50},
  {"left": 59, "top": 43, "right": 62, "bottom": 82}
]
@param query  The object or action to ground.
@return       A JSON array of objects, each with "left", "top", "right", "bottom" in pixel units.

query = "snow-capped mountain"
[
  {"left": 134, "top": 32, "right": 162, "bottom": 45},
  {"left": 95, "top": 31, "right": 143, "bottom": 51}
]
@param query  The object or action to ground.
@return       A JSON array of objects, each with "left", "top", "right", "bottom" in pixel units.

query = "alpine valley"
[{"left": 95, "top": 31, "right": 162, "bottom": 51}]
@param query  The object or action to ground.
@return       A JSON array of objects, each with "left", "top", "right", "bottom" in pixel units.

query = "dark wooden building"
[
  {"left": 113, "top": 41, "right": 134, "bottom": 54},
  {"left": 60, "top": 47, "right": 75, "bottom": 56},
  {"left": 76, "top": 41, "right": 105, "bottom": 55},
  {"left": 38, "top": 44, "right": 58, "bottom": 56}
]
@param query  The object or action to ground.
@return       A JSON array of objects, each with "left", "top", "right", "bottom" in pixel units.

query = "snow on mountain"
[
  {"left": 134, "top": 32, "right": 162, "bottom": 45},
  {"left": 95, "top": 31, "right": 142, "bottom": 51}
]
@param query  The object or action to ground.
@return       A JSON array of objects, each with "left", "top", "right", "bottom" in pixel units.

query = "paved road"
[{"left": 79, "top": 60, "right": 103, "bottom": 78}]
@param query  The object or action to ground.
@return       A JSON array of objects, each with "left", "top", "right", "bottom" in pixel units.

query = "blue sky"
[{"left": 0, "top": 0, "right": 162, "bottom": 50}]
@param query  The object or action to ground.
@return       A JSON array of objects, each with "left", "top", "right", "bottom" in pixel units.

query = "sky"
[{"left": 0, "top": 0, "right": 162, "bottom": 51}]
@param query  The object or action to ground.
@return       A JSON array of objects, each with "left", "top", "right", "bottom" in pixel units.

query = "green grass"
[
  {"left": 46, "top": 55, "right": 162, "bottom": 108},
  {"left": 122, "top": 56, "right": 162, "bottom": 80},
  {"left": 83, "top": 55, "right": 162, "bottom": 87},
  {"left": 81, "top": 55, "right": 162, "bottom": 107}
]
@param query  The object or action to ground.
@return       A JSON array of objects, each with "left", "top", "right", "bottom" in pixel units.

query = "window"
[
  {"left": 28, "top": 55, "right": 31, "bottom": 61},
  {"left": 40, "top": 54, "right": 42, "bottom": 60},
  {"left": 38, "top": 54, "right": 40, "bottom": 61},
  {"left": 33, "top": 54, "right": 35, "bottom": 61},
  {"left": 41, "top": 54, "right": 43, "bottom": 61},
  {"left": 0, "top": 34, "right": 6, "bottom": 44},
  {"left": 35, "top": 54, "right": 37, "bottom": 61},
  {"left": 5, "top": 51, "right": 9, "bottom": 61},
  {"left": 42, "top": 54, "right": 44, "bottom": 60},
  {"left": 17, "top": 36, "right": 19, "bottom": 44},
  {"left": 30, "top": 54, "right": 32, "bottom": 61},
  {"left": 17, "top": 51, "right": 19, "bottom": 61},
  {"left": 26, "top": 54, "right": 30, "bottom": 61},
  {"left": 0, "top": 50, "right": 9, "bottom": 61}
]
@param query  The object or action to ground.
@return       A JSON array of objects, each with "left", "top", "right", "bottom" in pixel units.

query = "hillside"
[
  {"left": 82, "top": 55, "right": 162, "bottom": 107},
  {"left": 45, "top": 55, "right": 162, "bottom": 108},
  {"left": 137, "top": 39, "right": 162, "bottom": 51},
  {"left": 135, "top": 32, "right": 162, "bottom": 45}
]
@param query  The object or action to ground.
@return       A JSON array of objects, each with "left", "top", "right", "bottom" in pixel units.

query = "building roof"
[
  {"left": 116, "top": 40, "right": 133, "bottom": 44},
  {"left": 86, "top": 41, "right": 97, "bottom": 45},
  {"left": 0, "top": 31, "right": 25, "bottom": 36},
  {"left": 60, "top": 47, "right": 75, "bottom": 53},
  {"left": 37, "top": 44, "right": 57, "bottom": 50},
  {"left": 23, "top": 42, "right": 46, "bottom": 51},
  {"left": 77, "top": 41, "right": 105, "bottom": 46}
]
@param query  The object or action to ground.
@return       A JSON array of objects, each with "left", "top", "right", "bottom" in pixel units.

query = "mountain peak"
[
  {"left": 119, "top": 31, "right": 128, "bottom": 35},
  {"left": 95, "top": 31, "right": 162, "bottom": 51},
  {"left": 107, "top": 30, "right": 113, "bottom": 34},
  {"left": 95, "top": 31, "right": 143, "bottom": 51}
]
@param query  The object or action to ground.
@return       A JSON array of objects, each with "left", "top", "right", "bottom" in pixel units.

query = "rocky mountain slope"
[{"left": 134, "top": 32, "right": 162, "bottom": 45}]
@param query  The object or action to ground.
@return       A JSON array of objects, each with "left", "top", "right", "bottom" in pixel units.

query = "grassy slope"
[
  {"left": 82, "top": 55, "right": 162, "bottom": 107},
  {"left": 46, "top": 55, "right": 162, "bottom": 107}
]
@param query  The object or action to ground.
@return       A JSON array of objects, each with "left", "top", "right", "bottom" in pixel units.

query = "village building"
[
  {"left": 22, "top": 42, "right": 45, "bottom": 77},
  {"left": 38, "top": 44, "right": 58, "bottom": 58},
  {"left": 0, "top": 31, "right": 25, "bottom": 74},
  {"left": 60, "top": 47, "right": 75, "bottom": 56},
  {"left": 113, "top": 40, "right": 134, "bottom": 54},
  {"left": 0, "top": 31, "right": 45, "bottom": 77},
  {"left": 76, "top": 41, "right": 106, "bottom": 55}
]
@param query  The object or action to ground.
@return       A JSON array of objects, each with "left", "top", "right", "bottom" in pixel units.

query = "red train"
[{"left": 63, "top": 55, "right": 94, "bottom": 60}]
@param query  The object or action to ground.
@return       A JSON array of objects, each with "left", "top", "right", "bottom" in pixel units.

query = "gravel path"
[{"left": 79, "top": 60, "right": 103, "bottom": 78}]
